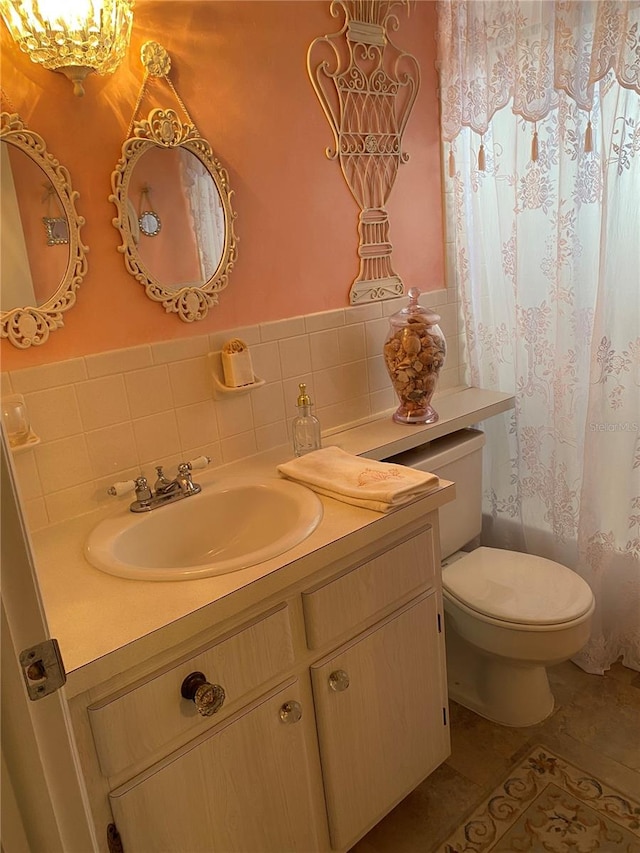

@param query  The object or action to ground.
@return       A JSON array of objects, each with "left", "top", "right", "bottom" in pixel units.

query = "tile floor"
[{"left": 350, "top": 660, "right": 640, "bottom": 853}]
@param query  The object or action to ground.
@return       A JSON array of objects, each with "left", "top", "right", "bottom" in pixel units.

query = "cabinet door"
[
  {"left": 110, "top": 680, "right": 321, "bottom": 853},
  {"left": 311, "top": 594, "right": 449, "bottom": 850}
]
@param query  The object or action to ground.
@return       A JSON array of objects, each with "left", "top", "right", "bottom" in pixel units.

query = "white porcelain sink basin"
[{"left": 85, "top": 477, "right": 323, "bottom": 581}]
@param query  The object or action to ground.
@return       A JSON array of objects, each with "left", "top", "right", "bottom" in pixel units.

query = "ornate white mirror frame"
[
  {"left": 308, "top": 1, "right": 420, "bottom": 304},
  {"left": 1, "top": 110, "right": 88, "bottom": 348},
  {"left": 110, "top": 42, "right": 238, "bottom": 323}
]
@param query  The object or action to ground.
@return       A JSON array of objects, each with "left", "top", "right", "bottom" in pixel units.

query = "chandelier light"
[{"left": 0, "top": 0, "right": 134, "bottom": 96}]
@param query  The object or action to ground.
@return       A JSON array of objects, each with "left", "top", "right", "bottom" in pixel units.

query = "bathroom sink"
[{"left": 85, "top": 477, "right": 323, "bottom": 581}]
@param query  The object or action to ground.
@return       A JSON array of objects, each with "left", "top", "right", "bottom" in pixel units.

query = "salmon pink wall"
[{"left": 0, "top": 0, "right": 444, "bottom": 370}]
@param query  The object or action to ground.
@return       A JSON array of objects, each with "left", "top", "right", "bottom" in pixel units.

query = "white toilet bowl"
[
  {"left": 442, "top": 547, "right": 594, "bottom": 727},
  {"left": 385, "top": 429, "right": 595, "bottom": 728}
]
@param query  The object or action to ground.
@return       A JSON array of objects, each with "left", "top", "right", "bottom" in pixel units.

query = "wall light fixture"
[{"left": 0, "top": 0, "right": 134, "bottom": 97}]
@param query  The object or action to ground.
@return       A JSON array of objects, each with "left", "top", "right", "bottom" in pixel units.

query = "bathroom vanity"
[{"left": 29, "top": 387, "right": 514, "bottom": 853}]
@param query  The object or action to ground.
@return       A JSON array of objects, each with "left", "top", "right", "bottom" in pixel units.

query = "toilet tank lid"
[
  {"left": 384, "top": 428, "right": 486, "bottom": 471},
  {"left": 442, "top": 547, "right": 594, "bottom": 625}
]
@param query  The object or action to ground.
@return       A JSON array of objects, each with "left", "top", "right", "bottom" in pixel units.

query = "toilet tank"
[{"left": 385, "top": 428, "right": 485, "bottom": 559}]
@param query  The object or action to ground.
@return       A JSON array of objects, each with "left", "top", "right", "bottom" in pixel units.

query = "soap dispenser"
[{"left": 292, "top": 383, "right": 321, "bottom": 456}]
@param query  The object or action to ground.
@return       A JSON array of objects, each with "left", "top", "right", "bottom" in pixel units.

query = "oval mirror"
[
  {"left": 1, "top": 112, "right": 88, "bottom": 348},
  {"left": 110, "top": 108, "right": 237, "bottom": 322}
]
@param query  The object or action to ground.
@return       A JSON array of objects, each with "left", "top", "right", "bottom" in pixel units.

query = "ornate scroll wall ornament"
[
  {"left": 1, "top": 111, "right": 88, "bottom": 348},
  {"left": 110, "top": 42, "right": 238, "bottom": 323},
  {"left": 308, "top": 1, "right": 420, "bottom": 304}
]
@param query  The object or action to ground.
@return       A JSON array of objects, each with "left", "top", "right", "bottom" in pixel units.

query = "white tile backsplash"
[
  {"left": 12, "top": 451, "right": 43, "bottom": 501},
  {"left": 45, "top": 482, "right": 102, "bottom": 526},
  {"left": 251, "top": 341, "right": 282, "bottom": 382},
  {"left": 317, "top": 395, "right": 371, "bottom": 431},
  {"left": 85, "top": 423, "right": 138, "bottom": 479},
  {"left": 345, "top": 302, "right": 383, "bottom": 323},
  {"left": 255, "top": 420, "right": 288, "bottom": 452},
  {"left": 251, "top": 382, "right": 286, "bottom": 428},
  {"left": 304, "top": 309, "right": 345, "bottom": 332},
  {"left": 314, "top": 361, "right": 368, "bottom": 408},
  {"left": 152, "top": 336, "right": 209, "bottom": 365},
  {"left": 260, "top": 316, "right": 306, "bottom": 342},
  {"left": 132, "top": 412, "right": 180, "bottom": 466},
  {"left": 125, "top": 366, "right": 173, "bottom": 418},
  {"left": 364, "top": 317, "right": 389, "bottom": 357},
  {"left": 76, "top": 375, "right": 130, "bottom": 431},
  {"left": 1, "top": 372, "right": 13, "bottom": 396},
  {"left": 27, "top": 385, "right": 82, "bottom": 442},
  {"left": 309, "top": 329, "right": 342, "bottom": 371},
  {"left": 34, "top": 436, "right": 93, "bottom": 493},
  {"left": 220, "top": 431, "right": 258, "bottom": 464},
  {"left": 168, "top": 358, "right": 212, "bottom": 407},
  {"left": 3, "top": 292, "right": 466, "bottom": 529},
  {"left": 10, "top": 357, "right": 87, "bottom": 393},
  {"left": 175, "top": 401, "right": 219, "bottom": 450},
  {"left": 215, "top": 394, "right": 254, "bottom": 439},
  {"left": 86, "top": 345, "right": 153, "bottom": 378},
  {"left": 278, "top": 335, "right": 312, "bottom": 379}
]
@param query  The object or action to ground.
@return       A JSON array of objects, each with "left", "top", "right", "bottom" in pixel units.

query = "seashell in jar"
[{"left": 401, "top": 333, "right": 421, "bottom": 356}]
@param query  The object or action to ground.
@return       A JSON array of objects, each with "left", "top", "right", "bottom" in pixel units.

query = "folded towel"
[{"left": 277, "top": 446, "right": 439, "bottom": 512}]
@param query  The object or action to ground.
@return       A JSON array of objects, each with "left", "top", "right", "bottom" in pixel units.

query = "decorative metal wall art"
[{"left": 308, "top": 1, "right": 420, "bottom": 304}]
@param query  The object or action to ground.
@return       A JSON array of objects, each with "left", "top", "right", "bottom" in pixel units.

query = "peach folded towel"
[{"left": 277, "top": 446, "right": 439, "bottom": 513}]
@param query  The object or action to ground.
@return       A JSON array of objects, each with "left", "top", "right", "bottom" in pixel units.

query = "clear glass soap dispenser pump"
[{"left": 292, "top": 383, "right": 321, "bottom": 457}]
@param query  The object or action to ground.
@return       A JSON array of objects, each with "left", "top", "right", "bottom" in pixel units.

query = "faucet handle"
[
  {"left": 108, "top": 479, "right": 136, "bottom": 497},
  {"left": 187, "top": 455, "right": 211, "bottom": 470},
  {"left": 107, "top": 476, "right": 152, "bottom": 503},
  {"left": 133, "top": 476, "right": 152, "bottom": 502}
]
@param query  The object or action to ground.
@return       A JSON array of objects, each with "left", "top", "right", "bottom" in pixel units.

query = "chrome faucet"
[
  {"left": 154, "top": 463, "right": 201, "bottom": 497},
  {"left": 108, "top": 456, "right": 211, "bottom": 513}
]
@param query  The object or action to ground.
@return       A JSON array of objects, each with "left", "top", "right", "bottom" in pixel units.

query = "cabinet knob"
[
  {"left": 328, "top": 669, "right": 350, "bottom": 692},
  {"left": 279, "top": 700, "right": 303, "bottom": 724},
  {"left": 181, "top": 671, "right": 226, "bottom": 717}
]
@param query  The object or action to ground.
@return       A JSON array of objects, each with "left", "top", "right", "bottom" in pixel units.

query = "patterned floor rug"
[{"left": 437, "top": 745, "right": 640, "bottom": 852}]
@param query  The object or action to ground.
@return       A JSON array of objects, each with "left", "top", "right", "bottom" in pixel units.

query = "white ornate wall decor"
[{"left": 308, "top": 1, "right": 420, "bottom": 304}]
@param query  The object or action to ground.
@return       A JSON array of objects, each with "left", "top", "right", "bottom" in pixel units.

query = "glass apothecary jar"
[{"left": 383, "top": 287, "right": 446, "bottom": 424}]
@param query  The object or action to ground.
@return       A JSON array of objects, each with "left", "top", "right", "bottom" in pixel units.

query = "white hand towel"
[{"left": 277, "top": 446, "right": 439, "bottom": 513}]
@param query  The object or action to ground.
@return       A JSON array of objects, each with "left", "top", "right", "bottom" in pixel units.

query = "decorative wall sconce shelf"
[{"left": 208, "top": 352, "right": 265, "bottom": 398}]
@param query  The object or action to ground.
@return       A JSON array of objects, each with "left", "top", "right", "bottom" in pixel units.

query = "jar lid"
[{"left": 389, "top": 287, "right": 441, "bottom": 327}]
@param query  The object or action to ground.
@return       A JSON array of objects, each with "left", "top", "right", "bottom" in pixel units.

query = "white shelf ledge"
[{"left": 330, "top": 386, "right": 515, "bottom": 461}]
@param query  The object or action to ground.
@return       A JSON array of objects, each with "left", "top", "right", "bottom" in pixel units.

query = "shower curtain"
[{"left": 436, "top": 0, "right": 640, "bottom": 673}]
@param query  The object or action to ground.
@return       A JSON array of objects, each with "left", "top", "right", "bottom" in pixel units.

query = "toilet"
[{"left": 387, "top": 428, "right": 594, "bottom": 727}]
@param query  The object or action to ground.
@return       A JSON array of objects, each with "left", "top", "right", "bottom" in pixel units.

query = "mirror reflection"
[
  {"left": 1, "top": 141, "right": 70, "bottom": 311},
  {"left": 129, "top": 147, "right": 226, "bottom": 293},
  {"left": 1, "top": 111, "right": 87, "bottom": 349},
  {"left": 110, "top": 106, "right": 237, "bottom": 323}
]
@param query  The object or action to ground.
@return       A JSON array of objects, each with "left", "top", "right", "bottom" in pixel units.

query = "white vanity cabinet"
[
  {"left": 108, "top": 679, "right": 322, "bottom": 853},
  {"left": 311, "top": 594, "right": 447, "bottom": 850},
  {"left": 72, "top": 516, "right": 450, "bottom": 853}
]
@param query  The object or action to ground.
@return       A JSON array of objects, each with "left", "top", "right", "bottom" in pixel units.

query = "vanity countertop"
[{"left": 31, "top": 385, "right": 514, "bottom": 696}]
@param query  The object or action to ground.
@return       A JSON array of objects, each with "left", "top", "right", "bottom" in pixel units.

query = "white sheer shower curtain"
[{"left": 436, "top": 0, "right": 640, "bottom": 673}]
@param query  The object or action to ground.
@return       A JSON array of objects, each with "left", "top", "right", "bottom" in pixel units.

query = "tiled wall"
[{"left": 2, "top": 289, "right": 466, "bottom": 531}]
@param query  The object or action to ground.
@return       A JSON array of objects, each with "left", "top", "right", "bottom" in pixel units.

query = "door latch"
[{"left": 19, "top": 639, "right": 66, "bottom": 700}]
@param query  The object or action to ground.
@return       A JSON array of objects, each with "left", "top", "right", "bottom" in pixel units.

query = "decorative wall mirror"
[
  {"left": 1, "top": 110, "right": 88, "bottom": 348},
  {"left": 110, "top": 42, "right": 237, "bottom": 322}
]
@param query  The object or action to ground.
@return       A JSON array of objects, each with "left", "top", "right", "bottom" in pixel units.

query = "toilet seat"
[{"left": 442, "top": 547, "right": 593, "bottom": 626}]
